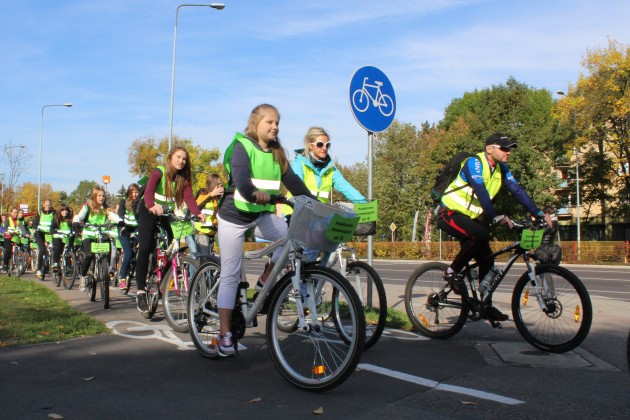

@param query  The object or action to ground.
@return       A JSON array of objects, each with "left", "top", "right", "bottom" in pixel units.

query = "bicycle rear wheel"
[
  {"left": 162, "top": 255, "right": 199, "bottom": 333},
  {"left": 98, "top": 257, "right": 110, "bottom": 309},
  {"left": 187, "top": 258, "right": 222, "bottom": 358},
  {"left": 512, "top": 264, "right": 592, "bottom": 353},
  {"left": 343, "top": 261, "right": 387, "bottom": 350},
  {"left": 267, "top": 265, "right": 365, "bottom": 392},
  {"left": 15, "top": 249, "right": 27, "bottom": 278},
  {"left": 404, "top": 262, "right": 468, "bottom": 339}
]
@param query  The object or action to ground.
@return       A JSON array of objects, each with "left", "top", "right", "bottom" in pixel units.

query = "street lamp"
[
  {"left": 2, "top": 145, "right": 26, "bottom": 214},
  {"left": 168, "top": 3, "right": 225, "bottom": 151},
  {"left": 556, "top": 90, "right": 581, "bottom": 259},
  {"left": 39, "top": 103, "right": 72, "bottom": 213}
]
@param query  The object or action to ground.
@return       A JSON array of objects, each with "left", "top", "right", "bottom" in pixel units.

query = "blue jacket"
[{"left": 290, "top": 150, "right": 366, "bottom": 203}]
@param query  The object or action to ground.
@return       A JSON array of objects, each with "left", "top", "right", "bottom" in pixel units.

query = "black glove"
[
  {"left": 117, "top": 221, "right": 125, "bottom": 228},
  {"left": 72, "top": 222, "right": 81, "bottom": 231}
]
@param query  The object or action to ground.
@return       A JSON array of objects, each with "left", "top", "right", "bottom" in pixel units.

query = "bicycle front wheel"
[
  {"left": 15, "top": 250, "right": 27, "bottom": 278},
  {"left": 404, "top": 262, "right": 468, "bottom": 339},
  {"left": 343, "top": 261, "right": 387, "bottom": 350},
  {"left": 267, "top": 265, "right": 365, "bottom": 392},
  {"left": 86, "top": 273, "right": 97, "bottom": 302},
  {"left": 62, "top": 251, "right": 78, "bottom": 290},
  {"left": 187, "top": 258, "right": 222, "bottom": 358},
  {"left": 512, "top": 264, "right": 592, "bottom": 353},
  {"left": 98, "top": 257, "right": 110, "bottom": 309},
  {"left": 162, "top": 255, "right": 199, "bottom": 333}
]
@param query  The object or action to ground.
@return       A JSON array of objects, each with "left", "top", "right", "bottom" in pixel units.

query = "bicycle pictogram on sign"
[
  {"left": 348, "top": 66, "right": 396, "bottom": 133},
  {"left": 352, "top": 77, "right": 395, "bottom": 117}
]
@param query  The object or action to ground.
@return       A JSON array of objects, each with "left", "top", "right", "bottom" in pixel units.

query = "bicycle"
[
  {"left": 325, "top": 241, "right": 387, "bottom": 350},
  {"left": 81, "top": 223, "right": 114, "bottom": 309},
  {"left": 404, "top": 219, "right": 593, "bottom": 353},
  {"left": 6, "top": 233, "right": 30, "bottom": 278},
  {"left": 141, "top": 210, "right": 200, "bottom": 322},
  {"left": 52, "top": 230, "right": 82, "bottom": 290},
  {"left": 351, "top": 76, "right": 395, "bottom": 117},
  {"left": 160, "top": 213, "right": 203, "bottom": 331},
  {"left": 187, "top": 196, "right": 365, "bottom": 392}
]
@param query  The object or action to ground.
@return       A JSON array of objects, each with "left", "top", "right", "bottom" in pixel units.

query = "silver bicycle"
[{"left": 187, "top": 196, "right": 366, "bottom": 392}]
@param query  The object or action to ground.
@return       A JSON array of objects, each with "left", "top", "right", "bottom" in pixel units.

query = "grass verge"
[{"left": 0, "top": 277, "right": 109, "bottom": 347}]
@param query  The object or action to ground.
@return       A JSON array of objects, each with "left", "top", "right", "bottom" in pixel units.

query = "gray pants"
[{"left": 216, "top": 213, "right": 287, "bottom": 309}]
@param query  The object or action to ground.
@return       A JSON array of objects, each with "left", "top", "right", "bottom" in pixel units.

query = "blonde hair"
[
  {"left": 244, "top": 104, "right": 288, "bottom": 173},
  {"left": 87, "top": 187, "right": 108, "bottom": 215},
  {"left": 125, "top": 183, "right": 140, "bottom": 212},
  {"left": 302, "top": 126, "right": 330, "bottom": 157}
]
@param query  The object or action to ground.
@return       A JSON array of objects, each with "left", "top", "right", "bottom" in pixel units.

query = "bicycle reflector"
[
  {"left": 523, "top": 289, "right": 529, "bottom": 305},
  {"left": 574, "top": 305, "right": 580, "bottom": 323},
  {"left": 418, "top": 314, "right": 430, "bottom": 328},
  {"left": 313, "top": 365, "right": 326, "bottom": 375}
]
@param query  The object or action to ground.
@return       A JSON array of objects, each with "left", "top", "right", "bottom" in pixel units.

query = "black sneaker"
[
  {"left": 443, "top": 272, "right": 466, "bottom": 295},
  {"left": 485, "top": 305, "right": 509, "bottom": 321},
  {"left": 136, "top": 292, "right": 149, "bottom": 313}
]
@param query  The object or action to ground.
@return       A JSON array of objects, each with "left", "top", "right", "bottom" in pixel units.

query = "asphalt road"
[{"left": 1, "top": 261, "right": 629, "bottom": 419}]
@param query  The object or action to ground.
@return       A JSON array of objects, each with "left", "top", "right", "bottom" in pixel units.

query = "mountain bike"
[
  {"left": 82, "top": 223, "right": 113, "bottom": 309},
  {"left": 404, "top": 219, "right": 592, "bottom": 353},
  {"left": 187, "top": 196, "right": 365, "bottom": 392},
  {"left": 325, "top": 241, "right": 387, "bottom": 350}
]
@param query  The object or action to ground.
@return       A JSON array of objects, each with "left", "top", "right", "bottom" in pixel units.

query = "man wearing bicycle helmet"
[{"left": 436, "top": 132, "right": 553, "bottom": 321}]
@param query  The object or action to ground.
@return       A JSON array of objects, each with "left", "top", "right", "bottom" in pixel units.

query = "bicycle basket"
[
  {"left": 337, "top": 200, "right": 378, "bottom": 236},
  {"left": 289, "top": 196, "right": 359, "bottom": 252},
  {"left": 519, "top": 228, "right": 544, "bottom": 250}
]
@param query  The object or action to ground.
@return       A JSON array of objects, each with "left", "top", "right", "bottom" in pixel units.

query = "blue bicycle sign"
[{"left": 349, "top": 66, "right": 396, "bottom": 133}]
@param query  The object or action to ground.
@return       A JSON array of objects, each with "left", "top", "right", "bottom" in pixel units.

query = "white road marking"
[{"left": 358, "top": 363, "right": 525, "bottom": 405}]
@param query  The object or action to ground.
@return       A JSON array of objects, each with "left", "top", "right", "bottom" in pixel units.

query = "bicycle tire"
[
  {"left": 267, "top": 265, "right": 365, "bottom": 392},
  {"left": 187, "top": 258, "right": 222, "bottom": 358},
  {"left": 62, "top": 251, "right": 78, "bottom": 290},
  {"left": 162, "top": 255, "right": 199, "bottom": 333},
  {"left": 15, "top": 250, "right": 27, "bottom": 278},
  {"left": 404, "top": 262, "right": 469, "bottom": 339},
  {"left": 86, "top": 272, "right": 97, "bottom": 302},
  {"left": 341, "top": 261, "right": 387, "bottom": 350},
  {"left": 511, "top": 264, "right": 593, "bottom": 353},
  {"left": 53, "top": 264, "right": 62, "bottom": 287},
  {"left": 98, "top": 257, "right": 110, "bottom": 309},
  {"left": 121, "top": 256, "right": 135, "bottom": 295},
  {"left": 143, "top": 273, "right": 160, "bottom": 319}
]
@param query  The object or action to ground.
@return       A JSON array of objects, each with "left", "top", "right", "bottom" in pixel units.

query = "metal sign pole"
[{"left": 367, "top": 131, "right": 373, "bottom": 267}]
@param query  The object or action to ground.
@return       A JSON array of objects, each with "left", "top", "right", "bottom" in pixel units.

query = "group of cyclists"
[{"left": 3, "top": 103, "right": 556, "bottom": 357}]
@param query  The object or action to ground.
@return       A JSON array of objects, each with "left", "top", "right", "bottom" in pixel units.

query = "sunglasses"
[
  {"left": 490, "top": 144, "right": 513, "bottom": 152},
  {"left": 311, "top": 141, "right": 332, "bottom": 150}
]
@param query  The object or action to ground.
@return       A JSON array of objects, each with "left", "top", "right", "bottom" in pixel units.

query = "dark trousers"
[
  {"left": 118, "top": 229, "right": 134, "bottom": 279},
  {"left": 34, "top": 231, "right": 48, "bottom": 271},
  {"left": 52, "top": 238, "right": 65, "bottom": 265},
  {"left": 135, "top": 201, "right": 172, "bottom": 291},
  {"left": 3, "top": 238, "right": 13, "bottom": 267},
  {"left": 81, "top": 238, "right": 95, "bottom": 277},
  {"left": 436, "top": 207, "right": 493, "bottom": 280}
]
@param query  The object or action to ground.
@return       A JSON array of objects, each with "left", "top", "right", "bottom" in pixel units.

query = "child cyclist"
[
  {"left": 216, "top": 103, "right": 314, "bottom": 356},
  {"left": 116, "top": 183, "right": 140, "bottom": 291},
  {"left": 134, "top": 146, "right": 205, "bottom": 313},
  {"left": 72, "top": 187, "right": 122, "bottom": 292},
  {"left": 51, "top": 204, "right": 74, "bottom": 271},
  {"left": 193, "top": 173, "right": 224, "bottom": 256},
  {"left": 32, "top": 199, "right": 56, "bottom": 278}
]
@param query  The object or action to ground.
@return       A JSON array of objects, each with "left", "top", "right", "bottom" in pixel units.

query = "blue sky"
[{"left": 2, "top": 0, "right": 629, "bottom": 194}]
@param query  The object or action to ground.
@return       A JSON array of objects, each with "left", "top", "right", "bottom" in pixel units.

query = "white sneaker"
[
  {"left": 218, "top": 332, "right": 236, "bottom": 356},
  {"left": 79, "top": 276, "right": 87, "bottom": 292},
  {"left": 36, "top": 270, "right": 43, "bottom": 278}
]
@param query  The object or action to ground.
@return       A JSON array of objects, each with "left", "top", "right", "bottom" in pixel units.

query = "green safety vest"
[
  {"left": 153, "top": 166, "right": 177, "bottom": 209},
  {"left": 441, "top": 152, "right": 502, "bottom": 219},
  {"left": 284, "top": 162, "right": 333, "bottom": 215},
  {"left": 123, "top": 208, "right": 138, "bottom": 227},
  {"left": 81, "top": 205, "right": 108, "bottom": 239},
  {"left": 53, "top": 221, "right": 71, "bottom": 238},
  {"left": 37, "top": 211, "right": 54, "bottom": 233},
  {"left": 8, "top": 218, "right": 21, "bottom": 243},
  {"left": 195, "top": 199, "right": 217, "bottom": 235},
  {"left": 224, "top": 133, "right": 281, "bottom": 213}
]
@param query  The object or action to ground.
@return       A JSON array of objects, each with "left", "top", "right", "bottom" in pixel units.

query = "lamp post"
[
  {"left": 168, "top": 3, "right": 225, "bottom": 151},
  {"left": 556, "top": 90, "right": 581, "bottom": 259},
  {"left": 39, "top": 103, "right": 72, "bottom": 213}
]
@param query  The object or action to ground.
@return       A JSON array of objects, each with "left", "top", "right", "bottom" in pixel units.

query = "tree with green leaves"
[
  {"left": 67, "top": 180, "right": 100, "bottom": 210},
  {"left": 554, "top": 39, "right": 630, "bottom": 228},
  {"left": 127, "top": 134, "right": 224, "bottom": 193}
]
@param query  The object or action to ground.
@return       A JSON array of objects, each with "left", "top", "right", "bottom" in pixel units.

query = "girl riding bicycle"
[
  {"left": 216, "top": 103, "right": 314, "bottom": 356},
  {"left": 134, "top": 146, "right": 205, "bottom": 313},
  {"left": 116, "top": 183, "right": 140, "bottom": 290},
  {"left": 33, "top": 199, "right": 56, "bottom": 278},
  {"left": 284, "top": 126, "right": 367, "bottom": 266},
  {"left": 73, "top": 187, "right": 122, "bottom": 292},
  {"left": 51, "top": 204, "right": 74, "bottom": 271},
  {"left": 193, "top": 173, "right": 224, "bottom": 256}
]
